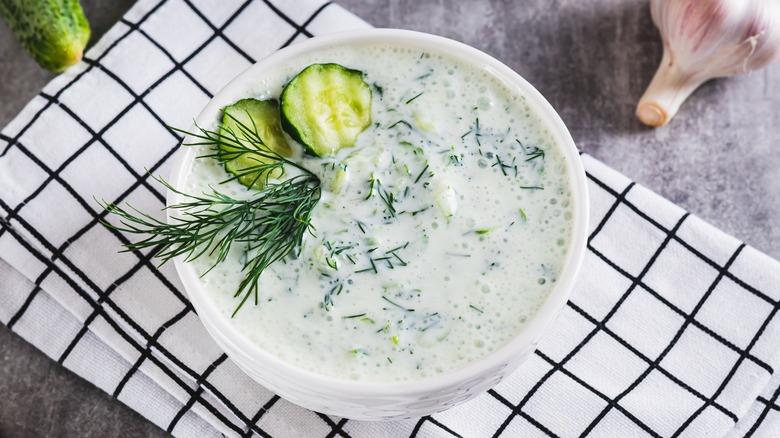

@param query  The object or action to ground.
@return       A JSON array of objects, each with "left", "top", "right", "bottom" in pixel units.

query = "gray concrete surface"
[{"left": 1, "top": 0, "right": 779, "bottom": 436}]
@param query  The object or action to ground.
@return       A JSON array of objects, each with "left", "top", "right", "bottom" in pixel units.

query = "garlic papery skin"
[{"left": 636, "top": 0, "right": 780, "bottom": 127}]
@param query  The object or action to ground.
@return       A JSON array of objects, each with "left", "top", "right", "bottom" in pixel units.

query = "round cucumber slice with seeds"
[
  {"left": 219, "top": 98, "right": 292, "bottom": 190},
  {"left": 281, "top": 63, "right": 372, "bottom": 157}
]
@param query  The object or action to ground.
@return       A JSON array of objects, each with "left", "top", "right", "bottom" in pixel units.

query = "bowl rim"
[{"left": 169, "top": 28, "right": 589, "bottom": 397}]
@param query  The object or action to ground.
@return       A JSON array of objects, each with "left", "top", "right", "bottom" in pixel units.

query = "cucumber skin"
[
  {"left": 0, "top": 0, "right": 90, "bottom": 72},
  {"left": 280, "top": 63, "right": 372, "bottom": 157}
]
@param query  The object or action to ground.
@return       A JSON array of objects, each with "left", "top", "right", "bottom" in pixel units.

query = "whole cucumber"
[{"left": 0, "top": 0, "right": 90, "bottom": 72}]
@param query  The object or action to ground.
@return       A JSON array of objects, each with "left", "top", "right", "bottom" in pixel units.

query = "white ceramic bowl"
[{"left": 169, "top": 29, "right": 588, "bottom": 420}]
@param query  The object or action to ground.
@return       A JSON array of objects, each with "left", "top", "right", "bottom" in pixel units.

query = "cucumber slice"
[
  {"left": 219, "top": 98, "right": 292, "bottom": 190},
  {"left": 281, "top": 63, "right": 372, "bottom": 157}
]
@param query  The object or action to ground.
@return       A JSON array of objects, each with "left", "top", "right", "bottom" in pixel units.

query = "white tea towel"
[{"left": 2, "top": 0, "right": 780, "bottom": 436}]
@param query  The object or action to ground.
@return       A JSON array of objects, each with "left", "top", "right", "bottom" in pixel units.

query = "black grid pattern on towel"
[{"left": 1, "top": 0, "right": 780, "bottom": 437}]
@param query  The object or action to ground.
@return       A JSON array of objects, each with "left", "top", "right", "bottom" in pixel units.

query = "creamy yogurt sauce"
[{"left": 186, "top": 43, "right": 574, "bottom": 381}]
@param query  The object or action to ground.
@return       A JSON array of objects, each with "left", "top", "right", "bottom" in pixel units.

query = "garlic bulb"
[{"left": 636, "top": 0, "right": 780, "bottom": 127}]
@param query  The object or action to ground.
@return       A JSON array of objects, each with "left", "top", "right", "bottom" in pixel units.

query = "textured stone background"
[{"left": 1, "top": 0, "right": 778, "bottom": 436}]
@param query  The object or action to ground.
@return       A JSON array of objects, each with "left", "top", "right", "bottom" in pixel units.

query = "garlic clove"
[{"left": 636, "top": 0, "right": 780, "bottom": 127}]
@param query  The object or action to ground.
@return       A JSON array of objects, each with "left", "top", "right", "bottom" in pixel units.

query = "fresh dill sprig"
[
  {"left": 515, "top": 139, "right": 545, "bottom": 163},
  {"left": 186, "top": 112, "right": 313, "bottom": 188},
  {"left": 388, "top": 120, "right": 413, "bottom": 130},
  {"left": 323, "top": 283, "right": 343, "bottom": 311},
  {"left": 525, "top": 147, "right": 545, "bottom": 162},
  {"left": 365, "top": 175, "right": 397, "bottom": 217},
  {"left": 405, "top": 92, "right": 424, "bottom": 104},
  {"left": 491, "top": 154, "right": 515, "bottom": 176},
  {"left": 382, "top": 295, "right": 415, "bottom": 312},
  {"left": 100, "top": 112, "right": 321, "bottom": 317},
  {"left": 414, "top": 163, "right": 430, "bottom": 184}
]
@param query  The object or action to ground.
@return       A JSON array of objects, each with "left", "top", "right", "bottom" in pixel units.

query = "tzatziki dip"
[{"left": 186, "top": 43, "right": 575, "bottom": 382}]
